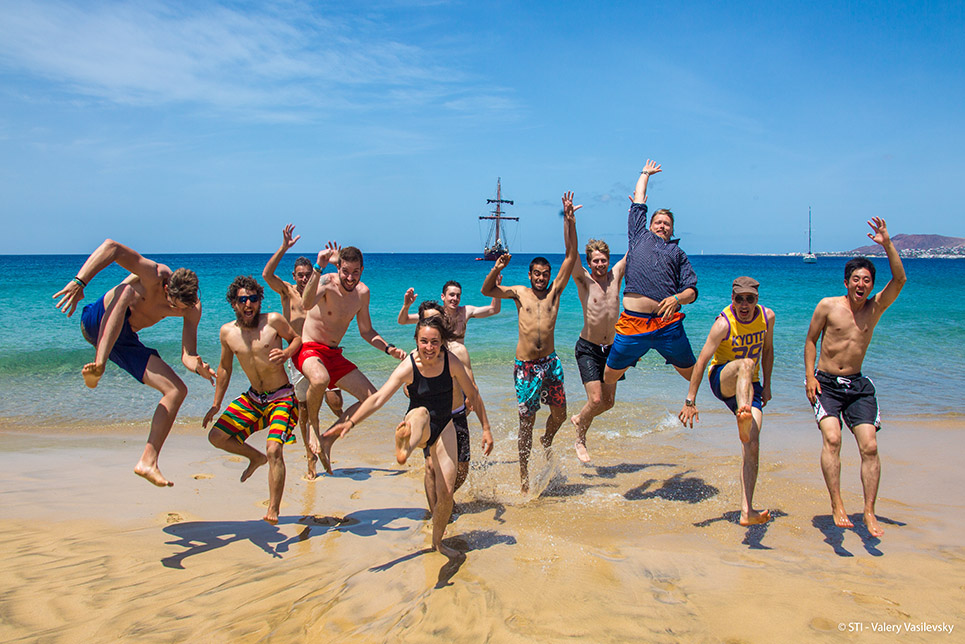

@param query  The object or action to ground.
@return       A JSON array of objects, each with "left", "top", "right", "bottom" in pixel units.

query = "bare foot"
[
  {"left": 319, "top": 435, "right": 335, "bottom": 475},
  {"left": 134, "top": 463, "right": 174, "bottom": 487},
  {"left": 241, "top": 453, "right": 268, "bottom": 482},
  {"left": 395, "top": 420, "right": 413, "bottom": 464},
  {"left": 569, "top": 413, "right": 582, "bottom": 431},
  {"left": 739, "top": 509, "right": 771, "bottom": 526},
  {"left": 305, "top": 453, "right": 318, "bottom": 480},
  {"left": 435, "top": 541, "right": 463, "bottom": 559},
  {"left": 832, "top": 506, "right": 854, "bottom": 529},
  {"left": 308, "top": 430, "right": 320, "bottom": 455},
  {"left": 520, "top": 479, "right": 530, "bottom": 495},
  {"left": 263, "top": 509, "right": 279, "bottom": 525},
  {"left": 864, "top": 511, "right": 884, "bottom": 537},
  {"left": 574, "top": 441, "right": 591, "bottom": 464},
  {"left": 82, "top": 362, "right": 105, "bottom": 389},
  {"left": 736, "top": 405, "right": 753, "bottom": 443}
]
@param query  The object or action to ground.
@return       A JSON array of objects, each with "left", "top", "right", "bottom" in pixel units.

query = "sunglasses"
[
  {"left": 733, "top": 294, "right": 757, "bottom": 304},
  {"left": 237, "top": 295, "right": 261, "bottom": 304}
]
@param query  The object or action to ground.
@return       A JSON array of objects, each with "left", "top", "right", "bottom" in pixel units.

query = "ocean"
[{"left": 2, "top": 253, "right": 963, "bottom": 429}]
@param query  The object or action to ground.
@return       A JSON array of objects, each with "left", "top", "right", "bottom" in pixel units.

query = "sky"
[{"left": 1, "top": 0, "right": 963, "bottom": 255}]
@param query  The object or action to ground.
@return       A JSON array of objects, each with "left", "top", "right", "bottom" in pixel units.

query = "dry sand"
[{"left": 1, "top": 408, "right": 963, "bottom": 643}]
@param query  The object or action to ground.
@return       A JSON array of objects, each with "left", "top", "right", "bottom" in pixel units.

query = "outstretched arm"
[
  {"left": 551, "top": 191, "right": 581, "bottom": 293},
  {"left": 180, "top": 302, "right": 216, "bottom": 384},
  {"left": 398, "top": 288, "right": 419, "bottom": 325},
  {"left": 202, "top": 328, "right": 234, "bottom": 428},
  {"left": 632, "top": 159, "right": 662, "bottom": 204},
  {"left": 868, "top": 217, "right": 907, "bottom": 310},
  {"left": 450, "top": 355, "right": 493, "bottom": 456},
  {"left": 263, "top": 224, "right": 300, "bottom": 295},
  {"left": 466, "top": 277, "right": 503, "bottom": 319},
  {"left": 481, "top": 254, "right": 517, "bottom": 299},
  {"left": 302, "top": 246, "right": 337, "bottom": 310},
  {"left": 327, "top": 359, "right": 411, "bottom": 437},
  {"left": 53, "top": 239, "right": 159, "bottom": 316}
]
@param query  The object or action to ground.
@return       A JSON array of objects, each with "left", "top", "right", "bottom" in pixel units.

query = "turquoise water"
[{"left": 2, "top": 253, "right": 963, "bottom": 426}]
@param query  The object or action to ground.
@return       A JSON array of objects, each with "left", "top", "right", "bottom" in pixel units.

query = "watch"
[{"left": 684, "top": 398, "right": 696, "bottom": 407}]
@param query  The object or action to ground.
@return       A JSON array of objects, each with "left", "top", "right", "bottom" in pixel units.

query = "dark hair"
[
  {"left": 418, "top": 300, "right": 444, "bottom": 318},
  {"left": 529, "top": 256, "right": 551, "bottom": 272},
  {"left": 844, "top": 257, "right": 876, "bottom": 285},
  {"left": 226, "top": 275, "right": 264, "bottom": 305},
  {"left": 442, "top": 280, "right": 461, "bottom": 294},
  {"left": 293, "top": 256, "right": 312, "bottom": 271},
  {"left": 167, "top": 268, "right": 199, "bottom": 305},
  {"left": 338, "top": 246, "right": 363, "bottom": 267},
  {"left": 414, "top": 314, "right": 453, "bottom": 343}
]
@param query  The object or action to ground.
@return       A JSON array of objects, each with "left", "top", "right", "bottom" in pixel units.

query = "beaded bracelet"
[{"left": 72, "top": 276, "right": 87, "bottom": 288}]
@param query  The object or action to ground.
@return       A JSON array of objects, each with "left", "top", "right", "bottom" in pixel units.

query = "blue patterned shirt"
[{"left": 624, "top": 203, "right": 699, "bottom": 301}]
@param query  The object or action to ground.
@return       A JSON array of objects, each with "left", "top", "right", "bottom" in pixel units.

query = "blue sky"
[{"left": 1, "top": 0, "right": 963, "bottom": 255}]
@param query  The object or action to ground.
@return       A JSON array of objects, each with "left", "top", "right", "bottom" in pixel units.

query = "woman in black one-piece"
[{"left": 329, "top": 316, "right": 492, "bottom": 558}]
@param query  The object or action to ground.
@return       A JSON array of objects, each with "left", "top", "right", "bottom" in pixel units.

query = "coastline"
[{"left": 2, "top": 413, "right": 962, "bottom": 642}]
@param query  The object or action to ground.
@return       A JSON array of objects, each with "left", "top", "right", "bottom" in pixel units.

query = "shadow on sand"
[
  {"left": 811, "top": 513, "right": 906, "bottom": 557},
  {"left": 624, "top": 471, "right": 719, "bottom": 503},
  {"left": 583, "top": 462, "right": 677, "bottom": 480},
  {"left": 693, "top": 509, "right": 790, "bottom": 549},
  {"left": 161, "top": 506, "right": 427, "bottom": 569}
]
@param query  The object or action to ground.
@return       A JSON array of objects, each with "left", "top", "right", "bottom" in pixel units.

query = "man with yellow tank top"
[{"left": 678, "top": 276, "right": 775, "bottom": 526}]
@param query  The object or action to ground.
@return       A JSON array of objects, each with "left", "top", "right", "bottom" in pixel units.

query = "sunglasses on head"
[
  {"left": 237, "top": 295, "right": 260, "bottom": 304},
  {"left": 733, "top": 294, "right": 757, "bottom": 304}
]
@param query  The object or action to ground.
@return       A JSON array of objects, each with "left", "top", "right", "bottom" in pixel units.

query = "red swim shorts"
[{"left": 294, "top": 342, "right": 358, "bottom": 389}]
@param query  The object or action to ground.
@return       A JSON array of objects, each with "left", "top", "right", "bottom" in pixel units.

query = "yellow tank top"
[{"left": 709, "top": 305, "right": 768, "bottom": 382}]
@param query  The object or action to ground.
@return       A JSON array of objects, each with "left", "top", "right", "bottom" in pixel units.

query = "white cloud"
[{"left": 0, "top": 0, "right": 518, "bottom": 121}]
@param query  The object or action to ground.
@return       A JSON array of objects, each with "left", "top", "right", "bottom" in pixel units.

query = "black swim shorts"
[
  {"left": 812, "top": 370, "right": 880, "bottom": 431},
  {"left": 574, "top": 337, "right": 625, "bottom": 384},
  {"left": 453, "top": 407, "right": 470, "bottom": 463}
]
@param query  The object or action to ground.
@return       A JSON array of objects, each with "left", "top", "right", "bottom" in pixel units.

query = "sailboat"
[
  {"left": 803, "top": 206, "right": 817, "bottom": 263},
  {"left": 477, "top": 178, "right": 519, "bottom": 261}
]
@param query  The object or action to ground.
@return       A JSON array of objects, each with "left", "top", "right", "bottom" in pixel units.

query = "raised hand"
[
  {"left": 317, "top": 245, "right": 336, "bottom": 267},
  {"left": 495, "top": 253, "right": 511, "bottom": 271},
  {"left": 403, "top": 287, "right": 417, "bottom": 306},
  {"left": 282, "top": 224, "right": 301, "bottom": 250},
  {"left": 867, "top": 217, "right": 890, "bottom": 246},
  {"left": 642, "top": 159, "right": 662, "bottom": 176},
  {"left": 561, "top": 191, "right": 582, "bottom": 220}
]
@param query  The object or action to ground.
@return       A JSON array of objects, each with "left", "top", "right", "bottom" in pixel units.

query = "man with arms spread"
[
  {"left": 569, "top": 233, "right": 627, "bottom": 463},
  {"left": 203, "top": 276, "right": 302, "bottom": 524},
  {"left": 399, "top": 280, "right": 502, "bottom": 348},
  {"left": 300, "top": 244, "right": 407, "bottom": 473},
  {"left": 604, "top": 160, "right": 699, "bottom": 388},
  {"left": 679, "top": 277, "right": 775, "bottom": 526},
  {"left": 53, "top": 239, "right": 216, "bottom": 487},
  {"left": 262, "top": 224, "right": 343, "bottom": 479},
  {"left": 805, "top": 217, "right": 905, "bottom": 538},
  {"left": 482, "top": 191, "right": 579, "bottom": 492}
]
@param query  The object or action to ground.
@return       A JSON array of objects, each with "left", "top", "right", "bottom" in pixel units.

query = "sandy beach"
[{"left": 1, "top": 406, "right": 963, "bottom": 643}]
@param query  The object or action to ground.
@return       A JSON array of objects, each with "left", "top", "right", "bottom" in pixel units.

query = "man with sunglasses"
[
  {"left": 203, "top": 276, "right": 302, "bottom": 525},
  {"left": 678, "top": 276, "right": 775, "bottom": 526},
  {"left": 263, "top": 225, "right": 344, "bottom": 479}
]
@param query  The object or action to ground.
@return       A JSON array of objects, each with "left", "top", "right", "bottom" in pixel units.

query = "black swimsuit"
[{"left": 406, "top": 350, "right": 453, "bottom": 455}]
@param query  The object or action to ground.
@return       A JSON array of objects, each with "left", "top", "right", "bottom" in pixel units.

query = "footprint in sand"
[
  {"left": 226, "top": 456, "right": 243, "bottom": 463},
  {"left": 165, "top": 512, "right": 184, "bottom": 524},
  {"left": 651, "top": 579, "right": 687, "bottom": 605},
  {"left": 192, "top": 473, "right": 213, "bottom": 480},
  {"left": 259, "top": 499, "right": 288, "bottom": 510},
  {"left": 808, "top": 617, "right": 838, "bottom": 632},
  {"left": 843, "top": 590, "right": 900, "bottom": 607},
  {"left": 350, "top": 490, "right": 362, "bottom": 500}
]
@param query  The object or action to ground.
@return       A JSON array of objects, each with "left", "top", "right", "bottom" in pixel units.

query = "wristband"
[
  {"left": 673, "top": 294, "right": 680, "bottom": 304},
  {"left": 313, "top": 262, "right": 322, "bottom": 273},
  {"left": 384, "top": 343, "right": 395, "bottom": 355},
  {"left": 72, "top": 276, "right": 87, "bottom": 288}
]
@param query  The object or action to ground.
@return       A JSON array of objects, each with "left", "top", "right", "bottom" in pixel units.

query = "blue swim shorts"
[
  {"left": 709, "top": 364, "right": 763, "bottom": 414},
  {"left": 514, "top": 353, "right": 566, "bottom": 417},
  {"left": 606, "top": 311, "right": 697, "bottom": 371},
  {"left": 81, "top": 294, "right": 160, "bottom": 383}
]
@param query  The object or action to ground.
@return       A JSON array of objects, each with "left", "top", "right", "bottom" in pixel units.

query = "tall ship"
[
  {"left": 803, "top": 206, "right": 817, "bottom": 263},
  {"left": 477, "top": 178, "right": 518, "bottom": 261}
]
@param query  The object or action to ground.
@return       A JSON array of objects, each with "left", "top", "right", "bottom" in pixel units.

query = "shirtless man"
[
  {"left": 678, "top": 277, "right": 775, "bottom": 526},
  {"left": 52, "top": 239, "right": 216, "bottom": 487},
  {"left": 263, "top": 225, "right": 343, "bottom": 479},
  {"left": 569, "top": 235, "right": 627, "bottom": 463},
  {"left": 604, "top": 160, "right": 699, "bottom": 387},
  {"left": 203, "top": 276, "right": 302, "bottom": 524},
  {"left": 299, "top": 244, "right": 407, "bottom": 473},
  {"left": 481, "top": 191, "right": 579, "bottom": 492},
  {"left": 805, "top": 217, "right": 905, "bottom": 538},
  {"left": 399, "top": 280, "right": 501, "bottom": 348}
]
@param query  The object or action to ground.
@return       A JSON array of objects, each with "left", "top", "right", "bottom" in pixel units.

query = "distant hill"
[{"left": 849, "top": 233, "right": 965, "bottom": 255}]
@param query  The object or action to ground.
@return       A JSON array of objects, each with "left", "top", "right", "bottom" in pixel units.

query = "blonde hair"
[{"left": 585, "top": 239, "right": 610, "bottom": 259}]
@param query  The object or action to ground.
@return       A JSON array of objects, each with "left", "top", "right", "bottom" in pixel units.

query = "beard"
[
  {"left": 235, "top": 308, "right": 260, "bottom": 329},
  {"left": 339, "top": 277, "right": 358, "bottom": 292}
]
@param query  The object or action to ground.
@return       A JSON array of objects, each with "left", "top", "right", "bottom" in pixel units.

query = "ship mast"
[{"left": 479, "top": 178, "right": 518, "bottom": 253}]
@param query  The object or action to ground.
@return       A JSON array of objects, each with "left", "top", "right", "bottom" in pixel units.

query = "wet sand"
[{"left": 1, "top": 408, "right": 963, "bottom": 643}]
